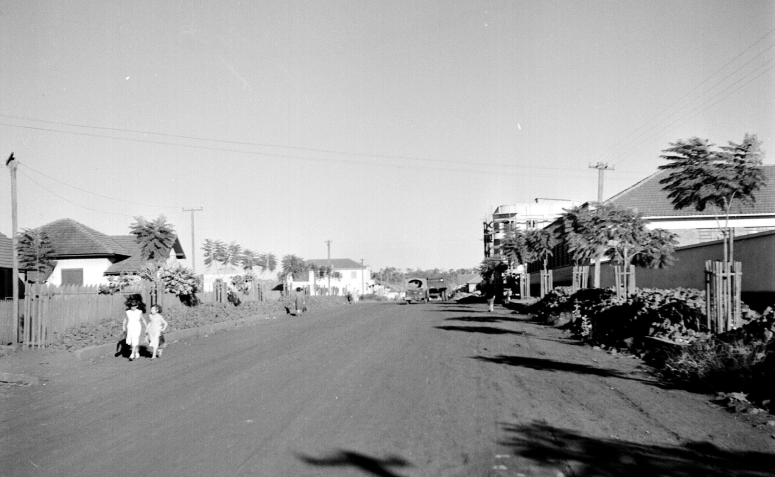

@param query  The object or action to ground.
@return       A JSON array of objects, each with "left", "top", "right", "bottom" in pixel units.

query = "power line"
[
  {"left": 18, "top": 162, "right": 180, "bottom": 210},
  {"left": 0, "top": 114, "right": 447, "bottom": 164},
  {"left": 599, "top": 28, "right": 775, "bottom": 167},
  {"left": 593, "top": 30, "right": 775, "bottom": 168},
  {"left": 609, "top": 59, "right": 775, "bottom": 169},
  {"left": 18, "top": 169, "right": 136, "bottom": 218},
  {"left": 0, "top": 118, "right": 588, "bottom": 175},
  {"left": 610, "top": 50, "right": 775, "bottom": 167}
]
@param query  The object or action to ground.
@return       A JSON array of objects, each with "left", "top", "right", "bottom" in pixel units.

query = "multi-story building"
[{"left": 483, "top": 200, "right": 581, "bottom": 259}]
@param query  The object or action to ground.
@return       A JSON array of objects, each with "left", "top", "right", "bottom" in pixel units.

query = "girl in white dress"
[
  {"left": 145, "top": 305, "right": 168, "bottom": 360},
  {"left": 123, "top": 299, "right": 144, "bottom": 361}
]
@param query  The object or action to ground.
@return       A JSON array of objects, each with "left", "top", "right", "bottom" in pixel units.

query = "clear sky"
[{"left": 1, "top": 1, "right": 773, "bottom": 273}]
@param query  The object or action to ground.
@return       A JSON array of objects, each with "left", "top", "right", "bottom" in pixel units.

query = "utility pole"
[
  {"left": 6, "top": 154, "right": 18, "bottom": 344},
  {"left": 588, "top": 162, "right": 614, "bottom": 288},
  {"left": 588, "top": 162, "right": 614, "bottom": 205},
  {"left": 182, "top": 207, "right": 203, "bottom": 272},
  {"left": 361, "top": 258, "right": 365, "bottom": 296},
  {"left": 326, "top": 240, "right": 332, "bottom": 296}
]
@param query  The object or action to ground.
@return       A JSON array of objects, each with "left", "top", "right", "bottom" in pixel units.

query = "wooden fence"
[
  {"left": 705, "top": 260, "right": 742, "bottom": 333},
  {"left": 19, "top": 283, "right": 190, "bottom": 349},
  {"left": 197, "top": 280, "right": 265, "bottom": 304},
  {"left": 572, "top": 265, "right": 589, "bottom": 293},
  {"left": 613, "top": 265, "right": 636, "bottom": 299},
  {"left": 0, "top": 300, "right": 13, "bottom": 345},
  {"left": 539, "top": 270, "right": 553, "bottom": 298},
  {"left": 519, "top": 273, "right": 529, "bottom": 299}
]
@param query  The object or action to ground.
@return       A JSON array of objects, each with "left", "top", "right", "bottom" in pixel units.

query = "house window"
[
  {"left": 351, "top": 271, "right": 357, "bottom": 279},
  {"left": 61, "top": 269, "right": 84, "bottom": 286}
]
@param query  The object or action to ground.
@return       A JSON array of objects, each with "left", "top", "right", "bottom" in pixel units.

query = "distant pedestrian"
[
  {"left": 483, "top": 278, "right": 497, "bottom": 312},
  {"left": 123, "top": 298, "right": 144, "bottom": 361},
  {"left": 294, "top": 287, "right": 306, "bottom": 315},
  {"left": 145, "top": 304, "right": 169, "bottom": 360}
]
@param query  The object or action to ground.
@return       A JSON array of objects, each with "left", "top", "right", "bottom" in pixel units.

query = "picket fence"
[
  {"left": 613, "top": 265, "right": 637, "bottom": 299},
  {"left": 572, "top": 265, "right": 589, "bottom": 293},
  {"left": 0, "top": 300, "right": 13, "bottom": 345},
  {"left": 19, "top": 283, "right": 188, "bottom": 349},
  {"left": 705, "top": 260, "right": 743, "bottom": 333},
  {"left": 198, "top": 280, "right": 266, "bottom": 304}
]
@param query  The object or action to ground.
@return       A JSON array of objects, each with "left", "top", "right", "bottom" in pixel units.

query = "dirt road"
[{"left": 2, "top": 301, "right": 774, "bottom": 476}]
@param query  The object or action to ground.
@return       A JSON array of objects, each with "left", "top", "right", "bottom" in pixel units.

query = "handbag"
[{"left": 159, "top": 333, "right": 165, "bottom": 346}]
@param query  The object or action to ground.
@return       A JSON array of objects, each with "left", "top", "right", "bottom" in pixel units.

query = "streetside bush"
[
  {"left": 527, "top": 287, "right": 574, "bottom": 321},
  {"left": 531, "top": 287, "right": 710, "bottom": 349},
  {"left": 657, "top": 338, "right": 769, "bottom": 393}
]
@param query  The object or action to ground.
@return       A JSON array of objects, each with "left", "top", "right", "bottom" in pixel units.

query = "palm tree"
[
  {"left": 240, "top": 249, "right": 260, "bottom": 272},
  {"left": 202, "top": 239, "right": 225, "bottom": 269},
  {"left": 129, "top": 215, "right": 176, "bottom": 263},
  {"left": 17, "top": 228, "right": 55, "bottom": 283},
  {"left": 280, "top": 254, "right": 306, "bottom": 280},
  {"left": 258, "top": 252, "right": 278, "bottom": 277}
]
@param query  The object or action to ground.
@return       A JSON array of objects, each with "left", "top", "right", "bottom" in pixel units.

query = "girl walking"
[
  {"left": 145, "top": 304, "right": 168, "bottom": 360},
  {"left": 122, "top": 298, "right": 144, "bottom": 361}
]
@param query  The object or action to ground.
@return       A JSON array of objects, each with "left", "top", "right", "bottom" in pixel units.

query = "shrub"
[
  {"left": 158, "top": 264, "right": 201, "bottom": 297},
  {"left": 527, "top": 287, "right": 574, "bottom": 319},
  {"left": 98, "top": 274, "right": 141, "bottom": 295},
  {"left": 657, "top": 338, "right": 771, "bottom": 400}
]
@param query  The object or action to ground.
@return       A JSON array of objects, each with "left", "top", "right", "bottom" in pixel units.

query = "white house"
[
  {"left": 36, "top": 219, "right": 186, "bottom": 286},
  {"left": 303, "top": 258, "right": 374, "bottom": 296}
]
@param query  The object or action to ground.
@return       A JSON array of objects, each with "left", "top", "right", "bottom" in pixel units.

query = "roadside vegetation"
[{"left": 527, "top": 286, "right": 775, "bottom": 412}]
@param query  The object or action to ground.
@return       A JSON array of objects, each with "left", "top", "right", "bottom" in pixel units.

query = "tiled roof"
[
  {"left": 605, "top": 165, "right": 775, "bottom": 217},
  {"left": 105, "top": 235, "right": 186, "bottom": 275},
  {"left": 306, "top": 258, "right": 365, "bottom": 269},
  {"left": 38, "top": 219, "right": 130, "bottom": 258}
]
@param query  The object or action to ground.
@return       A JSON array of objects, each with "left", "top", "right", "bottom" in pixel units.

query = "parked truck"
[
  {"left": 405, "top": 278, "right": 429, "bottom": 304},
  {"left": 427, "top": 277, "right": 449, "bottom": 301}
]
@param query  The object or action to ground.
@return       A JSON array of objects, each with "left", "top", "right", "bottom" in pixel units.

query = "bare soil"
[{"left": 1, "top": 300, "right": 774, "bottom": 476}]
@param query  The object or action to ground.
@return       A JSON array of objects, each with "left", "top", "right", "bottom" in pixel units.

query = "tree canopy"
[
  {"left": 659, "top": 134, "right": 766, "bottom": 218},
  {"left": 559, "top": 204, "right": 677, "bottom": 269},
  {"left": 17, "top": 228, "right": 55, "bottom": 283},
  {"left": 280, "top": 254, "right": 307, "bottom": 280},
  {"left": 523, "top": 228, "right": 557, "bottom": 271},
  {"left": 129, "top": 215, "right": 176, "bottom": 262}
]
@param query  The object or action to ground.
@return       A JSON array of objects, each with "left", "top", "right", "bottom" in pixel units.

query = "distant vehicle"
[
  {"left": 426, "top": 277, "right": 449, "bottom": 301},
  {"left": 405, "top": 278, "right": 429, "bottom": 304}
]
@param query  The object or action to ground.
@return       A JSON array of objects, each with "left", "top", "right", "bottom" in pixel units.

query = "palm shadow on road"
[
  {"left": 442, "top": 315, "right": 526, "bottom": 324},
  {"left": 501, "top": 420, "right": 775, "bottom": 477},
  {"left": 473, "top": 355, "right": 657, "bottom": 385},
  {"left": 435, "top": 325, "right": 525, "bottom": 335},
  {"left": 297, "top": 450, "right": 412, "bottom": 477}
]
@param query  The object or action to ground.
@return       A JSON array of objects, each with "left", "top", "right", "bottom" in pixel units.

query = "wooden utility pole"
[
  {"left": 589, "top": 162, "right": 614, "bottom": 288},
  {"left": 326, "top": 240, "right": 332, "bottom": 296},
  {"left": 182, "top": 207, "right": 203, "bottom": 272},
  {"left": 6, "top": 154, "right": 18, "bottom": 344}
]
